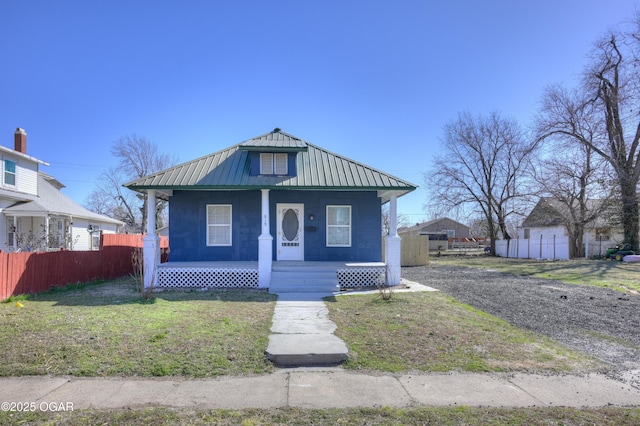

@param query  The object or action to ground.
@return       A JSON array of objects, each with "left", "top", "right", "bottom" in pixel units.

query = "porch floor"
[
  {"left": 156, "top": 261, "right": 386, "bottom": 291},
  {"left": 159, "top": 261, "right": 259, "bottom": 268}
]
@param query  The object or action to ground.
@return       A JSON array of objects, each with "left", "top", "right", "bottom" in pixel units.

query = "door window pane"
[{"left": 282, "top": 208, "right": 299, "bottom": 242}]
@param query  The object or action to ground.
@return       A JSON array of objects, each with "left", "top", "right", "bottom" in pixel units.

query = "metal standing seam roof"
[{"left": 125, "top": 129, "right": 417, "bottom": 202}]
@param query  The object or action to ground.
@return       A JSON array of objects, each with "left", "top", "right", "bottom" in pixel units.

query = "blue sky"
[{"left": 1, "top": 1, "right": 638, "bottom": 224}]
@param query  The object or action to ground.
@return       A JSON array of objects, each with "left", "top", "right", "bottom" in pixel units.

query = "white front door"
[{"left": 276, "top": 203, "right": 304, "bottom": 260}]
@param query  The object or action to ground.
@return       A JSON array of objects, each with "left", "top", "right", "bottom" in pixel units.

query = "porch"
[{"left": 156, "top": 261, "right": 386, "bottom": 292}]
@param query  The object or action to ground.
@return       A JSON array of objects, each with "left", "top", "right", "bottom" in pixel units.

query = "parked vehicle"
[{"left": 605, "top": 243, "right": 636, "bottom": 261}]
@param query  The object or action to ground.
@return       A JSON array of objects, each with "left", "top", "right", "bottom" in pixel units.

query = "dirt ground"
[{"left": 402, "top": 263, "right": 640, "bottom": 389}]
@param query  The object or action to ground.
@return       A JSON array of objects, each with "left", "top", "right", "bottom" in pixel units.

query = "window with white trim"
[
  {"left": 326, "top": 205, "right": 351, "bottom": 247},
  {"left": 90, "top": 224, "right": 101, "bottom": 251},
  {"left": 207, "top": 204, "right": 232, "bottom": 246},
  {"left": 4, "top": 160, "right": 16, "bottom": 186},
  {"left": 260, "top": 153, "right": 288, "bottom": 175},
  {"left": 7, "top": 218, "right": 18, "bottom": 247}
]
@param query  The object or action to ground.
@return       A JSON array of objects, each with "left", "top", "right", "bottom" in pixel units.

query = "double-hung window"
[
  {"left": 207, "top": 204, "right": 232, "bottom": 246},
  {"left": 4, "top": 160, "right": 16, "bottom": 186},
  {"left": 326, "top": 205, "right": 351, "bottom": 247},
  {"left": 260, "top": 153, "right": 287, "bottom": 175}
]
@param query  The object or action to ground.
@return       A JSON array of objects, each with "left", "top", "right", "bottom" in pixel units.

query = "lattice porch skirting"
[
  {"left": 157, "top": 265, "right": 259, "bottom": 289},
  {"left": 337, "top": 265, "right": 386, "bottom": 290}
]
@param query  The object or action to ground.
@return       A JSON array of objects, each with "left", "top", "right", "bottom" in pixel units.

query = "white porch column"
[
  {"left": 258, "top": 189, "right": 273, "bottom": 288},
  {"left": 12, "top": 216, "right": 17, "bottom": 251},
  {"left": 384, "top": 193, "right": 401, "bottom": 286},
  {"left": 45, "top": 214, "right": 50, "bottom": 250},
  {"left": 143, "top": 189, "right": 160, "bottom": 290}
]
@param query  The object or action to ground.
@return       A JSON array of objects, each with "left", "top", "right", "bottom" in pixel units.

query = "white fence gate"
[{"left": 495, "top": 236, "right": 570, "bottom": 260}]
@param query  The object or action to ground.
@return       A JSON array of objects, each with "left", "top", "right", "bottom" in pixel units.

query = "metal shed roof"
[{"left": 125, "top": 129, "right": 417, "bottom": 203}]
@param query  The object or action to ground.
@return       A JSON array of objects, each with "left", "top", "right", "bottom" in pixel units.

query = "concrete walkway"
[
  {"left": 266, "top": 292, "right": 349, "bottom": 366},
  {"left": 266, "top": 279, "right": 440, "bottom": 367},
  {"left": 1, "top": 370, "right": 639, "bottom": 410}
]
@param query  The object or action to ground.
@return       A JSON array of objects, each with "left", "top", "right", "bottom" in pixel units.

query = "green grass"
[
  {"left": 0, "top": 277, "right": 277, "bottom": 377},
  {"left": 433, "top": 256, "right": 640, "bottom": 293},
  {"left": 0, "top": 275, "right": 635, "bottom": 424},
  {"left": 2, "top": 406, "right": 639, "bottom": 425},
  {"left": 1, "top": 293, "right": 30, "bottom": 303},
  {"left": 1, "top": 276, "right": 604, "bottom": 378},
  {"left": 327, "top": 291, "right": 603, "bottom": 373}
]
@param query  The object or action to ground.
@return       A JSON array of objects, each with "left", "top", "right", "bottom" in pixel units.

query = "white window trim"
[
  {"left": 207, "top": 204, "right": 232, "bottom": 246},
  {"left": 326, "top": 205, "right": 351, "bottom": 247},
  {"left": 260, "top": 153, "right": 288, "bottom": 175},
  {"left": 90, "top": 224, "right": 101, "bottom": 251},
  {"left": 260, "top": 153, "right": 273, "bottom": 174},
  {"left": 4, "top": 159, "right": 16, "bottom": 187}
]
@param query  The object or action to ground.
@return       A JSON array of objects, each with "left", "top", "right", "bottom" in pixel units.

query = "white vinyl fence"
[{"left": 495, "top": 236, "right": 570, "bottom": 260}]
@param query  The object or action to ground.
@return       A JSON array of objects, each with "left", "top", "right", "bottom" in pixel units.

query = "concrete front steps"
[
  {"left": 266, "top": 262, "right": 348, "bottom": 367},
  {"left": 268, "top": 262, "right": 341, "bottom": 294}
]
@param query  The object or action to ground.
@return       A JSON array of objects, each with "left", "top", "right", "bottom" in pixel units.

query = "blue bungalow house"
[{"left": 125, "top": 129, "right": 416, "bottom": 292}]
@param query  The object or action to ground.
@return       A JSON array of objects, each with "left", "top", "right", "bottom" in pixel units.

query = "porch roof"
[
  {"left": 125, "top": 129, "right": 417, "bottom": 203},
  {"left": 3, "top": 173, "right": 124, "bottom": 225}
]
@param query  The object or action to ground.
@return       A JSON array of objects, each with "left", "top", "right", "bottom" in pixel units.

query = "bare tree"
[
  {"left": 532, "top": 139, "right": 616, "bottom": 257},
  {"left": 381, "top": 204, "right": 410, "bottom": 235},
  {"left": 86, "top": 134, "right": 176, "bottom": 232},
  {"left": 536, "top": 15, "right": 640, "bottom": 249},
  {"left": 426, "top": 111, "right": 538, "bottom": 254}
]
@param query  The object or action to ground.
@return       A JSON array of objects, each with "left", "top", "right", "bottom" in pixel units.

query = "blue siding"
[
  {"left": 270, "top": 191, "right": 382, "bottom": 261},
  {"left": 169, "top": 189, "right": 382, "bottom": 262},
  {"left": 169, "top": 190, "right": 261, "bottom": 262}
]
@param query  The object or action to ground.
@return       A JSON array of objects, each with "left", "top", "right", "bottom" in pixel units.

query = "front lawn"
[
  {"left": 328, "top": 291, "right": 603, "bottom": 373},
  {"left": 0, "top": 277, "right": 277, "bottom": 377}
]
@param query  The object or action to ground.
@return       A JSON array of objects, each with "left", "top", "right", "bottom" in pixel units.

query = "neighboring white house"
[
  {"left": 496, "top": 198, "right": 624, "bottom": 259},
  {"left": 0, "top": 128, "right": 123, "bottom": 252}
]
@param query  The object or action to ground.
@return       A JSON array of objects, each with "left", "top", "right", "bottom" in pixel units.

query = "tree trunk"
[
  {"left": 486, "top": 214, "right": 498, "bottom": 255},
  {"left": 619, "top": 178, "right": 639, "bottom": 250},
  {"left": 570, "top": 223, "right": 585, "bottom": 258},
  {"left": 497, "top": 215, "right": 511, "bottom": 240}
]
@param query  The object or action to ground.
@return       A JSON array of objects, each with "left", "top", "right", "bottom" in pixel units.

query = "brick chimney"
[{"left": 14, "top": 128, "right": 27, "bottom": 154}]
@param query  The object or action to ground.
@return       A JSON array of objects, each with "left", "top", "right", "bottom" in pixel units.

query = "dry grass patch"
[
  {"left": 328, "top": 292, "right": 603, "bottom": 373},
  {"left": 0, "top": 277, "right": 277, "bottom": 377},
  {"left": 434, "top": 256, "right": 640, "bottom": 293},
  {"left": 3, "top": 406, "right": 639, "bottom": 425}
]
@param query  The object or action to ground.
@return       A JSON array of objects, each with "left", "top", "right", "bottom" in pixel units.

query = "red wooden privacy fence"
[{"left": 0, "top": 234, "right": 169, "bottom": 301}]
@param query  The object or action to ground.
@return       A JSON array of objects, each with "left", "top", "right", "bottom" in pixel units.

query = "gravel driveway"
[{"left": 402, "top": 263, "right": 640, "bottom": 387}]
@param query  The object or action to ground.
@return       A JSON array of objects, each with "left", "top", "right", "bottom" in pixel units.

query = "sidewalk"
[{"left": 1, "top": 369, "right": 639, "bottom": 410}]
